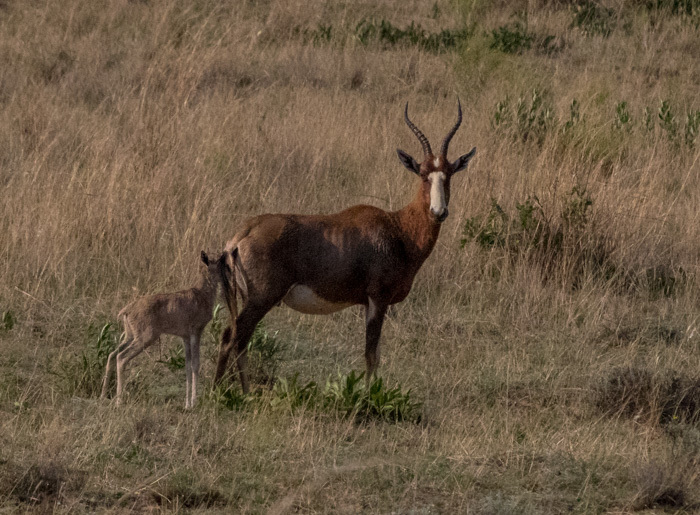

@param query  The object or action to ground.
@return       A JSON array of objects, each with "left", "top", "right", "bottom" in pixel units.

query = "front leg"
[
  {"left": 190, "top": 332, "right": 201, "bottom": 407},
  {"left": 364, "top": 298, "right": 388, "bottom": 380},
  {"left": 183, "top": 336, "right": 192, "bottom": 409},
  {"left": 214, "top": 326, "right": 234, "bottom": 384}
]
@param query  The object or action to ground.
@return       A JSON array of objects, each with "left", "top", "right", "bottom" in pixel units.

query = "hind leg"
[
  {"left": 101, "top": 332, "right": 132, "bottom": 399},
  {"left": 115, "top": 334, "right": 155, "bottom": 406},
  {"left": 183, "top": 335, "right": 192, "bottom": 409},
  {"left": 189, "top": 331, "right": 201, "bottom": 408},
  {"left": 101, "top": 340, "right": 130, "bottom": 399}
]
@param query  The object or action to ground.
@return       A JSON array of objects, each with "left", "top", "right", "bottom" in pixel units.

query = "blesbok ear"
[
  {"left": 397, "top": 149, "right": 420, "bottom": 175},
  {"left": 451, "top": 147, "right": 476, "bottom": 174},
  {"left": 201, "top": 251, "right": 209, "bottom": 266}
]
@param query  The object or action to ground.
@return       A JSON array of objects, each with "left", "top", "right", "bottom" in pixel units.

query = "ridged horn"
[
  {"left": 404, "top": 102, "right": 432, "bottom": 158},
  {"left": 440, "top": 98, "right": 462, "bottom": 158}
]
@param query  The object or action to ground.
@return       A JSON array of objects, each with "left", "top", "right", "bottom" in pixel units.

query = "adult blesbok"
[{"left": 216, "top": 101, "right": 476, "bottom": 393}]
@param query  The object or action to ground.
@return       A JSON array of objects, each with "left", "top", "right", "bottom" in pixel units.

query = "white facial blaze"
[{"left": 428, "top": 172, "right": 447, "bottom": 215}]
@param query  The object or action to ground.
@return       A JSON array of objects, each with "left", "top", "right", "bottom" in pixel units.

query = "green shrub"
[
  {"left": 645, "top": 0, "right": 700, "bottom": 16},
  {"left": 215, "top": 370, "right": 422, "bottom": 423},
  {"left": 614, "top": 101, "right": 631, "bottom": 129},
  {"left": 492, "top": 89, "right": 555, "bottom": 145},
  {"left": 658, "top": 99, "right": 679, "bottom": 142},
  {"left": 461, "top": 187, "right": 616, "bottom": 288},
  {"left": 355, "top": 18, "right": 469, "bottom": 52},
  {"left": 490, "top": 20, "right": 533, "bottom": 54},
  {"left": 271, "top": 372, "right": 319, "bottom": 410},
  {"left": 563, "top": 99, "right": 581, "bottom": 132},
  {"left": 295, "top": 23, "right": 333, "bottom": 45},
  {"left": 208, "top": 383, "right": 253, "bottom": 411},
  {"left": 156, "top": 345, "right": 185, "bottom": 372},
  {"left": 684, "top": 110, "right": 700, "bottom": 147},
  {"left": 285, "top": 370, "right": 422, "bottom": 423},
  {"left": 1, "top": 310, "right": 14, "bottom": 331}
]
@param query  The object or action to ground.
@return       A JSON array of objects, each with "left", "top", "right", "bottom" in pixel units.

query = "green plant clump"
[
  {"left": 217, "top": 370, "right": 421, "bottom": 423},
  {"left": 355, "top": 18, "right": 469, "bottom": 52},
  {"left": 490, "top": 20, "right": 533, "bottom": 54},
  {"left": 55, "top": 322, "right": 119, "bottom": 397},
  {"left": 492, "top": 89, "right": 555, "bottom": 145},
  {"left": 1, "top": 310, "right": 14, "bottom": 331}
]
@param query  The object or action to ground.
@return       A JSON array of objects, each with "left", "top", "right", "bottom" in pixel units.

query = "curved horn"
[
  {"left": 440, "top": 98, "right": 462, "bottom": 158},
  {"left": 404, "top": 102, "right": 432, "bottom": 158}
]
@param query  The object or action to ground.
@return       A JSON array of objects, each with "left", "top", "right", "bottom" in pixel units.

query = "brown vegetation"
[{"left": 1, "top": 0, "right": 699, "bottom": 511}]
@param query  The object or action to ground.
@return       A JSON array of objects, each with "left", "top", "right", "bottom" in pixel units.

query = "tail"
[
  {"left": 116, "top": 306, "right": 131, "bottom": 344},
  {"left": 218, "top": 249, "right": 239, "bottom": 340}
]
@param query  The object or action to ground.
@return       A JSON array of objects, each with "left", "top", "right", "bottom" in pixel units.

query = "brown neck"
[
  {"left": 396, "top": 180, "right": 441, "bottom": 266},
  {"left": 193, "top": 273, "right": 218, "bottom": 306}
]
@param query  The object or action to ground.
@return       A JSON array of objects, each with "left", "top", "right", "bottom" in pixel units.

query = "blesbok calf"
[
  {"left": 101, "top": 251, "right": 224, "bottom": 408},
  {"left": 216, "top": 101, "right": 476, "bottom": 393}
]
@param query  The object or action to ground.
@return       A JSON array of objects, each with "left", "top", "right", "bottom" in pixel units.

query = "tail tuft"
[{"left": 218, "top": 249, "right": 239, "bottom": 329}]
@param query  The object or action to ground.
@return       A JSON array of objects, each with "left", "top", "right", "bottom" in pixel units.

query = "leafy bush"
[
  {"left": 489, "top": 15, "right": 557, "bottom": 55},
  {"left": 461, "top": 187, "right": 617, "bottom": 288},
  {"left": 326, "top": 372, "right": 421, "bottom": 423},
  {"left": 490, "top": 20, "right": 533, "bottom": 54},
  {"left": 645, "top": 0, "right": 700, "bottom": 16},
  {"left": 215, "top": 370, "right": 422, "bottom": 423},
  {"left": 563, "top": 99, "right": 582, "bottom": 132},
  {"left": 295, "top": 23, "right": 333, "bottom": 46},
  {"left": 684, "top": 110, "right": 700, "bottom": 147},
  {"left": 271, "top": 372, "right": 319, "bottom": 410},
  {"left": 658, "top": 99, "right": 678, "bottom": 142},
  {"left": 614, "top": 101, "right": 631, "bottom": 129},
  {"left": 208, "top": 383, "right": 253, "bottom": 411},
  {"left": 1, "top": 310, "right": 14, "bottom": 331},
  {"left": 355, "top": 19, "right": 469, "bottom": 52},
  {"left": 492, "top": 89, "right": 555, "bottom": 145},
  {"left": 156, "top": 345, "right": 185, "bottom": 372},
  {"left": 278, "top": 370, "right": 422, "bottom": 423}
]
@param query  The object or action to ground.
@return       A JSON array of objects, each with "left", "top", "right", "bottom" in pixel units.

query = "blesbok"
[
  {"left": 101, "top": 251, "right": 224, "bottom": 408},
  {"left": 215, "top": 101, "right": 476, "bottom": 393}
]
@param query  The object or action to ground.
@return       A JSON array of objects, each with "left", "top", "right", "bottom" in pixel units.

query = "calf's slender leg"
[
  {"left": 183, "top": 335, "right": 192, "bottom": 409},
  {"left": 101, "top": 338, "right": 131, "bottom": 399},
  {"left": 190, "top": 332, "right": 201, "bottom": 407},
  {"left": 115, "top": 336, "right": 154, "bottom": 406}
]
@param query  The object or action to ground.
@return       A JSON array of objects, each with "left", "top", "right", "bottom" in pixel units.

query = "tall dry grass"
[{"left": 1, "top": 0, "right": 700, "bottom": 511}]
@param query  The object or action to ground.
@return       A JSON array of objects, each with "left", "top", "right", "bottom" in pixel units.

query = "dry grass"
[{"left": 1, "top": 0, "right": 700, "bottom": 512}]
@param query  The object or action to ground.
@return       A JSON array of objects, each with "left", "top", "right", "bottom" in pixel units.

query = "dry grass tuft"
[
  {"left": 1, "top": 458, "right": 85, "bottom": 507},
  {"left": 631, "top": 460, "right": 692, "bottom": 510},
  {"left": 594, "top": 366, "right": 700, "bottom": 425}
]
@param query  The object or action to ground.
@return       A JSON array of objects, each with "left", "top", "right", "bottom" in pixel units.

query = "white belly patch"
[{"left": 282, "top": 285, "right": 353, "bottom": 315}]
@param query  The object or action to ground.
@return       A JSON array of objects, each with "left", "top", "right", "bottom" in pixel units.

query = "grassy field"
[{"left": 1, "top": 0, "right": 700, "bottom": 512}]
